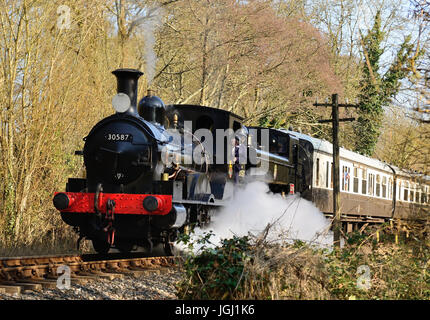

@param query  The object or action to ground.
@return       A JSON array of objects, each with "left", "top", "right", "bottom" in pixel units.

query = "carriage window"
[
  {"left": 422, "top": 186, "right": 428, "bottom": 204},
  {"left": 388, "top": 178, "right": 393, "bottom": 199},
  {"left": 368, "top": 173, "right": 375, "bottom": 196},
  {"left": 269, "top": 133, "right": 277, "bottom": 153},
  {"left": 277, "top": 135, "right": 289, "bottom": 158},
  {"left": 398, "top": 181, "right": 401, "bottom": 200},
  {"left": 353, "top": 168, "right": 359, "bottom": 193},
  {"left": 404, "top": 182, "right": 409, "bottom": 201},
  {"left": 376, "top": 174, "right": 381, "bottom": 197},
  {"left": 362, "top": 169, "right": 367, "bottom": 195},
  {"left": 426, "top": 186, "right": 430, "bottom": 204},
  {"left": 424, "top": 187, "right": 430, "bottom": 204},
  {"left": 331, "top": 162, "right": 334, "bottom": 189},
  {"left": 326, "top": 162, "right": 330, "bottom": 188},
  {"left": 342, "top": 166, "right": 351, "bottom": 191},
  {"left": 382, "top": 176, "right": 387, "bottom": 198},
  {"left": 269, "top": 132, "right": 289, "bottom": 158},
  {"left": 316, "top": 158, "right": 320, "bottom": 186}
]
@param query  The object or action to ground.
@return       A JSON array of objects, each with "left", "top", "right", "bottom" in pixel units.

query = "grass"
[{"left": 0, "top": 232, "right": 93, "bottom": 257}]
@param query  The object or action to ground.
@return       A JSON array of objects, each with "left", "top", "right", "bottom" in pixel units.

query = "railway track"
[{"left": 0, "top": 253, "right": 179, "bottom": 295}]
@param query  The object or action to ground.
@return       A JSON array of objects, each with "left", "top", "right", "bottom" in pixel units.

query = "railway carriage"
[
  {"left": 276, "top": 130, "right": 430, "bottom": 231},
  {"left": 244, "top": 127, "right": 429, "bottom": 231}
]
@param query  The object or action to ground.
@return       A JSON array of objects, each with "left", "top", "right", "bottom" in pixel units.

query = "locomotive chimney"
[{"left": 112, "top": 68, "right": 143, "bottom": 115}]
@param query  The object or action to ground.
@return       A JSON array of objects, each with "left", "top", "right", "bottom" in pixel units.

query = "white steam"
[
  {"left": 139, "top": 6, "right": 165, "bottom": 86},
  {"left": 176, "top": 181, "right": 333, "bottom": 253}
]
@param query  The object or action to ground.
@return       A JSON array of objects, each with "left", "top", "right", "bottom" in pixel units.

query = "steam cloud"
[
  {"left": 140, "top": 6, "right": 165, "bottom": 86},
  {"left": 176, "top": 181, "right": 333, "bottom": 253}
]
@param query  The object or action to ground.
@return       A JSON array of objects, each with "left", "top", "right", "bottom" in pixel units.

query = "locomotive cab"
[{"left": 165, "top": 104, "right": 246, "bottom": 171}]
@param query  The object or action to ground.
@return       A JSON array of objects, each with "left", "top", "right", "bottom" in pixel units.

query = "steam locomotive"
[
  {"left": 52, "top": 69, "right": 305, "bottom": 254},
  {"left": 53, "top": 68, "right": 430, "bottom": 254}
]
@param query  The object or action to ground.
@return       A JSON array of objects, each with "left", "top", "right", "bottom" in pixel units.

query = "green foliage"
[
  {"left": 325, "top": 239, "right": 430, "bottom": 300},
  {"left": 354, "top": 11, "right": 420, "bottom": 156},
  {"left": 345, "top": 230, "right": 369, "bottom": 246},
  {"left": 257, "top": 115, "right": 287, "bottom": 129},
  {"left": 176, "top": 233, "right": 251, "bottom": 300}
]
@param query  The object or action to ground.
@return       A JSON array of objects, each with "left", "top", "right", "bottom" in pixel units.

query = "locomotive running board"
[{"left": 175, "top": 199, "right": 224, "bottom": 207}]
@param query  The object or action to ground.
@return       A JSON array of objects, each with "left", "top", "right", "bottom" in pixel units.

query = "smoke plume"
[{"left": 140, "top": 5, "right": 165, "bottom": 86}]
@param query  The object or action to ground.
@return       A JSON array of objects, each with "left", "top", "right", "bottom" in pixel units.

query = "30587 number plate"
[{"left": 105, "top": 133, "right": 133, "bottom": 142}]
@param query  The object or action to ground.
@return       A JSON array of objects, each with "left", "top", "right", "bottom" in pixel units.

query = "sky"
[{"left": 308, "top": 0, "right": 428, "bottom": 116}]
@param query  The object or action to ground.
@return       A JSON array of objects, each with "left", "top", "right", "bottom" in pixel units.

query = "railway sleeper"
[
  {"left": 18, "top": 278, "right": 58, "bottom": 289},
  {"left": 0, "top": 281, "right": 42, "bottom": 292},
  {"left": 70, "top": 275, "right": 96, "bottom": 283},
  {"left": 77, "top": 271, "right": 123, "bottom": 280},
  {"left": 0, "top": 284, "right": 21, "bottom": 294}
]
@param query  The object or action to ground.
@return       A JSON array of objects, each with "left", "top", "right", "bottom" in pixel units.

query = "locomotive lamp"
[{"left": 112, "top": 92, "right": 131, "bottom": 113}]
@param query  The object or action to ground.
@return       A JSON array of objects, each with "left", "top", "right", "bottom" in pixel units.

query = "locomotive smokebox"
[
  {"left": 112, "top": 68, "right": 143, "bottom": 115},
  {"left": 138, "top": 90, "right": 166, "bottom": 125}
]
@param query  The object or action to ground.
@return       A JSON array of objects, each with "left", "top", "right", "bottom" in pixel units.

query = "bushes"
[
  {"left": 176, "top": 230, "right": 430, "bottom": 300},
  {"left": 325, "top": 233, "right": 430, "bottom": 300},
  {"left": 176, "top": 232, "right": 331, "bottom": 300},
  {"left": 176, "top": 232, "right": 252, "bottom": 299}
]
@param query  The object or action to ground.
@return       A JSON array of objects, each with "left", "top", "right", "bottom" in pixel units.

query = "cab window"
[{"left": 269, "top": 132, "right": 289, "bottom": 158}]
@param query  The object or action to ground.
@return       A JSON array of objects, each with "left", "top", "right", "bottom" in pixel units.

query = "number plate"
[{"left": 105, "top": 133, "right": 133, "bottom": 142}]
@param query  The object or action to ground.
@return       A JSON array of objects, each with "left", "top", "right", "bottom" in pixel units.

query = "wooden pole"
[
  {"left": 332, "top": 94, "right": 341, "bottom": 248},
  {"left": 314, "top": 94, "right": 359, "bottom": 249}
]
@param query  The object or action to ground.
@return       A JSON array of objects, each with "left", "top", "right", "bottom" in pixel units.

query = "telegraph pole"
[{"left": 314, "top": 94, "right": 359, "bottom": 248}]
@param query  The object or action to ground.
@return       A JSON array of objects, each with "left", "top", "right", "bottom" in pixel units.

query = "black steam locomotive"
[{"left": 53, "top": 69, "right": 311, "bottom": 254}]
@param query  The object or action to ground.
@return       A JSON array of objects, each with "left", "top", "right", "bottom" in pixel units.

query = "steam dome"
[{"left": 138, "top": 90, "right": 166, "bottom": 125}]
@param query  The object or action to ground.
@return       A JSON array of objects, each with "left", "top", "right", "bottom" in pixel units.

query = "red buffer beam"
[{"left": 53, "top": 192, "right": 172, "bottom": 215}]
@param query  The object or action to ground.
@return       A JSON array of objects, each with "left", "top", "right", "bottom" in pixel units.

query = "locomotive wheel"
[
  {"left": 163, "top": 240, "right": 174, "bottom": 256},
  {"left": 163, "top": 231, "right": 178, "bottom": 256},
  {"left": 197, "top": 208, "right": 210, "bottom": 228},
  {"left": 92, "top": 239, "right": 111, "bottom": 254}
]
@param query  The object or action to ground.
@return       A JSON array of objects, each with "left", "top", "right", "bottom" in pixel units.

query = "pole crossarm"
[
  {"left": 313, "top": 94, "right": 360, "bottom": 248},
  {"left": 314, "top": 103, "right": 360, "bottom": 108},
  {"left": 318, "top": 117, "right": 356, "bottom": 124}
]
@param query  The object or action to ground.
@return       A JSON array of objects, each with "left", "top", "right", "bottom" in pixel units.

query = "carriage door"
[{"left": 289, "top": 136, "right": 299, "bottom": 193}]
